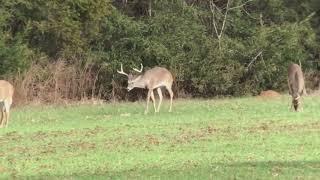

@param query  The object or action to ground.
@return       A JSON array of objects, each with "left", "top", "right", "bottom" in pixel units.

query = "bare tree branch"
[
  {"left": 209, "top": 0, "right": 219, "bottom": 38},
  {"left": 259, "top": 13, "right": 264, "bottom": 26},
  {"left": 247, "top": 51, "right": 263, "bottom": 69},
  {"left": 299, "top": 12, "right": 316, "bottom": 24},
  {"left": 219, "top": 0, "right": 230, "bottom": 39},
  {"left": 209, "top": 0, "right": 232, "bottom": 50}
]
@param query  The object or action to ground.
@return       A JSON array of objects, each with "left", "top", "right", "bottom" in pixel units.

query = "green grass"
[{"left": 1, "top": 96, "right": 320, "bottom": 179}]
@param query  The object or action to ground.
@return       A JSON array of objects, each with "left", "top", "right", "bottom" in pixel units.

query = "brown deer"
[
  {"left": 117, "top": 64, "right": 174, "bottom": 114},
  {"left": 0, "top": 80, "right": 14, "bottom": 128},
  {"left": 287, "top": 63, "right": 306, "bottom": 111}
]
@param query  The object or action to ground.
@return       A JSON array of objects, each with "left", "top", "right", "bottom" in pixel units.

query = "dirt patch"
[
  {"left": 145, "top": 135, "right": 160, "bottom": 146},
  {"left": 174, "top": 126, "right": 217, "bottom": 144},
  {"left": 68, "top": 141, "right": 96, "bottom": 150},
  {"left": 0, "top": 166, "right": 7, "bottom": 173},
  {"left": 103, "top": 126, "right": 218, "bottom": 150},
  {"left": 258, "top": 90, "right": 281, "bottom": 98},
  {"left": 30, "top": 126, "right": 106, "bottom": 141},
  {"left": 0, "top": 131, "right": 23, "bottom": 143},
  {"left": 248, "top": 121, "right": 320, "bottom": 134},
  {"left": 8, "top": 146, "right": 29, "bottom": 154}
]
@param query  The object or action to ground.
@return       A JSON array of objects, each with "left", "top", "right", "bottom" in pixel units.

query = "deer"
[
  {"left": 117, "top": 64, "right": 174, "bottom": 114},
  {"left": 287, "top": 63, "right": 306, "bottom": 112},
  {"left": 0, "top": 80, "right": 14, "bottom": 128}
]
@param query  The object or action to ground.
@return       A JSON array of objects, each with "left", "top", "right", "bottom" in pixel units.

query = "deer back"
[
  {"left": 141, "top": 67, "right": 173, "bottom": 89},
  {"left": 288, "top": 64, "right": 305, "bottom": 98},
  {"left": 0, "top": 80, "right": 14, "bottom": 100}
]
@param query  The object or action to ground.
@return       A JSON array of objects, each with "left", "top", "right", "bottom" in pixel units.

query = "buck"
[
  {"left": 0, "top": 80, "right": 14, "bottom": 128},
  {"left": 287, "top": 63, "right": 306, "bottom": 111},
  {"left": 117, "top": 64, "right": 174, "bottom": 114}
]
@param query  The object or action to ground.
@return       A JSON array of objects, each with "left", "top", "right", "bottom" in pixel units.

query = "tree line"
[{"left": 0, "top": 0, "right": 319, "bottom": 101}]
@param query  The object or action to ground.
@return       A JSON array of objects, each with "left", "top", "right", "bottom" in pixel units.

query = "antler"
[
  {"left": 132, "top": 63, "right": 143, "bottom": 73},
  {"left": 117, "top": 64, "right": 128, "bottom": 76}
]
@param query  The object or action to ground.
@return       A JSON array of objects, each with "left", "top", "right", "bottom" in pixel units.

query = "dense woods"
[{"left": 0, "top": 0, "right": 319, "bottom": 102}]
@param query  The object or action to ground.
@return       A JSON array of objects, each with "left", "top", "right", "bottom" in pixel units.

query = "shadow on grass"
[{"left": 10, "top": 161, "right": 320, "bottom": 179}]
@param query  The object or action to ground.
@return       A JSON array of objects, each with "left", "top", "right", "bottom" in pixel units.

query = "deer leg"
[
  {"left": 156, "top": 88, "right": 163, "bottom": 112},
  {"left": 145, "top": 89, "right": 152, "bottom": 114},
  {"left": 288, "top": 80, "right": 292, "bottom": 95},
  {"left": 2, "top": 110, "right": 7, "bottom": 128},
  {"left": 4, "top": 111, "right": 8, "bottom": 128},
  {"left": 166, "top": 86, "right": 174, "bottom": 112},
  {"left": 150, "top": 90, "right": 157, "bottom": 113},
  {"left": 0, "top": 108, "right": 3, "bottom": 128},
  {"left": 4, "top": 100, "right": 11, "bottom": 128}
]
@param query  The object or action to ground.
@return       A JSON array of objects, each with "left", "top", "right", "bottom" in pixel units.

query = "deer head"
[
  {"left": 117, "top": 64, "right": 144, "bottom": 91},
  {"left": 292, "top": 96, "right": 300, "bottom": 111}
]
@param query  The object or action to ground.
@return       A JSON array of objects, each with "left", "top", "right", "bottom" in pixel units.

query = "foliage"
[
  {"left": 0, "top": 35, "right": 32, "bottom": 76},
  {"left": 0, "top": 0, "right": 319, "bottom": 98}
]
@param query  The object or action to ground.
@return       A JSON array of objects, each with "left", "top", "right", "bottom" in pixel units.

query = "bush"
[
  {"left": 0, "top": 35, "right": 32, "bottom": 76},
  {"left": 1, "top": 0, "right": 319, "bottom": 101}
]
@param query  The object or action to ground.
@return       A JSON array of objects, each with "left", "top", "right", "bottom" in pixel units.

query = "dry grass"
[{"left": 9, "top": 60, "right": 102, "bottom": 106}]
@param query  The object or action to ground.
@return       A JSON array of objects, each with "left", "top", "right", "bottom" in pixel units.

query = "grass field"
[{"left": 1, "top": 96, "right": 320, "bottom": 179}]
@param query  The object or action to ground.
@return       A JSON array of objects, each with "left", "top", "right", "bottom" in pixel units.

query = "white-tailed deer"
[
  {"left": 288, "top": 63, "right": 306, "bottom": 112},
  {"left": 117, "top": 64, "right": 174, "bottom": 114},
  {"left": 0, "top": 80, "right": 14, "bottom": 128}
]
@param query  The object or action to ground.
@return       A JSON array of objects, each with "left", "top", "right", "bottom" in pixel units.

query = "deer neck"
[{"left": 134, "top": 75, "right": 147, "bottom": 88}]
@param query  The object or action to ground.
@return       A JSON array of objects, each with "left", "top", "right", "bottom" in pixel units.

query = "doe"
[
  {"left": 0, "top": 80, "right": 14, "bottom": 128},
  {"left": 287, "top": 63, "right": 306, "bottom": 112}
]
